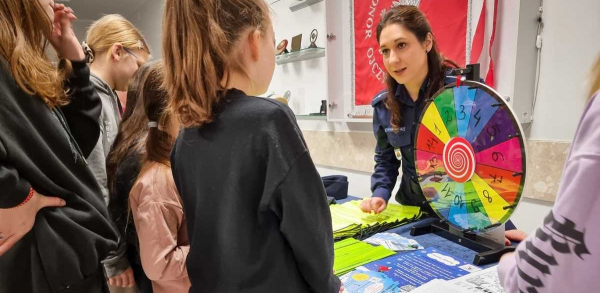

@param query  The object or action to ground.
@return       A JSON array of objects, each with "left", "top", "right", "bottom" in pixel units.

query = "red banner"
[{"left": 353, "top": 0, "right": 468, "bottom": 106}]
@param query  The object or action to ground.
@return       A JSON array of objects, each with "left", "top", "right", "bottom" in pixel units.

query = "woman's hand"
[
  {"left": 360, "top": 197, "right": 388, "bottom": 214},
  {"left": 48, "top": 4, "right": 85, "bottom": 61},
  {"left": 0, "top": 190, "right": 66, "bottom": 256}
]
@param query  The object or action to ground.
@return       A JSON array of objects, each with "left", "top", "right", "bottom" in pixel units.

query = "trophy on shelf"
[
  {"left": 275, "top": 90, "right": 292, "bottom": 105},
  {"left": 276, "top": 39, "right": 289, "bottom": 55},
  {"left": 308, "top": 29, "right": 318, "bottom": 49}
]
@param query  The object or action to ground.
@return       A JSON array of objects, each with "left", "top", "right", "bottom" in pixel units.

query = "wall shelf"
[
  {"left": 289, "top": 0, "right": 323, "bottom": 12},
  {"left": 327, "top": 118, "right": 372, "bottom": 123},
  {"left": 296, "top": 114, "right": 327, "bottom": 120},
  {"left": 276, "top": 47, "right": 325, "bottom": 65}
]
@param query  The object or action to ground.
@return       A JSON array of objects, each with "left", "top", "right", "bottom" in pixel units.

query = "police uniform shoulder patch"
[{"left": 372, "top": 90, "right": 388, "bottom": 107}]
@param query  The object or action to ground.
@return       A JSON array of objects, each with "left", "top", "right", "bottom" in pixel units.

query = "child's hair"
[
  {"left": 106, "top": 62, "right": 158, "bottom": 197},
  {"left": 83, "top": 14, "right": 149, "bottom": 63},
  {"left": 0, "top": 0, "right": 69, "bottom": 107},
  {"left": 589, "top": 54, "right": 600, "bottom": 100},
  {"left": 163, "top": 0, "right": 270, "bottom": 127},
  {"left": 141, "top": 62, "right": 173, "bottom": 167}
]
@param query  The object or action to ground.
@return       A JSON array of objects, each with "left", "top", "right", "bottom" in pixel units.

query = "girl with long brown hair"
[
  {"left": 105, "top": 62, "right": 155, "bottom": 293},
  {"left": 127, "top": 61, "right": 190, "bottom": 293},
  {"left": 163, "top": 0, "right": 340, "bottom": 292},
  {"left": 0, "top": 1, "right": 118, "bottom": 292}
]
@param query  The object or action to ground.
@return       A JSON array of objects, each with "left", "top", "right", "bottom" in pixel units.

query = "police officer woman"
[
  {"left": 361, "top": 5, "right": 457, "bottom": 214},
  {"left": 360, "top": 5, "right": 526, "bottom": 245}
]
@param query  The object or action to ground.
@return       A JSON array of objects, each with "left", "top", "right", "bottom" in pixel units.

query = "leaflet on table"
[
  {"left": 448, "top": 265, "right": 505, "bottom": 293},
  {"left": 409, "top": 266, "right": 505, "bottom": 293},
  {"left": 408, "top": 279, "right": 463, "bottom": 293},
  {"left": 340, "top": 270, "right": 399, "bottom": 293},
  {"left": 363, "top": 233, "right": 424, "bottom": 251},
  {"left": 358, "top": 247, "right": 481, "bottom": 292}
]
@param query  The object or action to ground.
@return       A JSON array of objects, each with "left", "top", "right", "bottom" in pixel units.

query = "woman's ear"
[
  {"left": 110, "top": 43, "right": 124, "bottom": 61},
  {"left": 424, "top": 32, "right": 433, "bottom": 52},
  {"left": 248, "top": 29, "right": 261, "bottom": 63}
]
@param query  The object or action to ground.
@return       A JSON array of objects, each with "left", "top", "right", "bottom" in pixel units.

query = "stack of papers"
[
  {"left": 331, "top": 200, "right": 423, "bottom": 241},
  {"left": 410, "top": 266, "right": 505, "bottom": 293},
  {"left": 334, "top": 238, "right": 396, "bottom": 276},
  {"left": 363, "top": 233, "right": 424, "bottom": 251}
]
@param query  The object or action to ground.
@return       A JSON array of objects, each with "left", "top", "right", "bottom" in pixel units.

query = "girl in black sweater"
[
  {"left": 162, "top": 0, "right": 341, "bottom": 292},
  {"left": 0, "top": 2, "right": 117, "bottom": 293}
]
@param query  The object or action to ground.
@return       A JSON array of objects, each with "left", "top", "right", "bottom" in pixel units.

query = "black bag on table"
[{"left": 322, "top": 175, "right": 348, "bottom": 200}]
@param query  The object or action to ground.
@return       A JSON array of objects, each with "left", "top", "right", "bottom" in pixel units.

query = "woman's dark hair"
[{"left": 376, "top": 5, "right": 459, "bottom": 129}]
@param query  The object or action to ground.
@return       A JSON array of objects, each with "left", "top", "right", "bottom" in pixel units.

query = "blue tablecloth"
[{"left": 335, "top": 196, "right": 503, "bottom": 269}]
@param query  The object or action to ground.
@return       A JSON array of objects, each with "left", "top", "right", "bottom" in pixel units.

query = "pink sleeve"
[
  {"left": 497, "top": 252, "right": 519, "bottom": 293},
  {"left": 497, "top": 94, "right": 600, "bottom": 293},
  {"left": 131, "top": 182, "right": 189, "bottom": 281}
]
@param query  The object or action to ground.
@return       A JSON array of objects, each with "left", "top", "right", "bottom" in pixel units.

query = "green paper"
[
  {"left": 330, "top": 200, "right": 422, "bottom": 241},
  {"left": 333, "top": 238, "right": 396, "bottom": 276}
]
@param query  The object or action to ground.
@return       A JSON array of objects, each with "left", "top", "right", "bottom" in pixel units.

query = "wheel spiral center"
[{"left": 443, "top": 137, "right": 476, "bottom": 183}]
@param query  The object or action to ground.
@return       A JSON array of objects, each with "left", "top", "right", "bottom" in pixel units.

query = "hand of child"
[
  {"left": 0, "top": 190, "right": 66, "bottom": 256},
  {"left": 108, "top": 266, "right": 136, "bottom": 288},
  {"left": 48, "top": 4, "right": 85, "bottom": 61}
]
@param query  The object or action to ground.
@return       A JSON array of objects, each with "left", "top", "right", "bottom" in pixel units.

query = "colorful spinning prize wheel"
[{"left": 414, "top": 80, "right": 526, "bottom": 232}]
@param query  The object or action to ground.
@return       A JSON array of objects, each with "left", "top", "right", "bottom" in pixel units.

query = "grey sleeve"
[
  {"left": 86, "top": 134, "right": 110, "bottom": 205},
  {"left": 102, "top": 238, "right": 131, "bottom": 278}
]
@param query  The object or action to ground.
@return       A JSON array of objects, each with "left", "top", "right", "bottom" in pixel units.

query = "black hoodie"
[
  {"left": 0, "top": 60, "right": 118, "bottom": 293},
  {"left": 171, "top": 89, "right": 340, "bottom": 293}
]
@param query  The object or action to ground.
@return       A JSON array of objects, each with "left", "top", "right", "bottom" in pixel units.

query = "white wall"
[
  {"left": 268, "top": 0, "right": 328, "bottom": 115},
  {"left": 528, "top": 0, "right": 600, "bottom": 141},
  {"left": 492, "top": 0, "right": 519, "bottom": 107},
  {"left": 127, "top": 1, "right": 165, "bottom": 60},
  {"left": 73, "top": 19, "right": 94, "bottom": 43}
]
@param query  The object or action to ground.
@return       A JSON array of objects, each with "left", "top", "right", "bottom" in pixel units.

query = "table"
[{"left": 335, "top": 195, "right": 512, "bottom": 269}]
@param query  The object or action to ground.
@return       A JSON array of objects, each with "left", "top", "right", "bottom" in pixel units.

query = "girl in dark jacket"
[{"left": 0, "top": 1, "right": 117, "bottom": 292}]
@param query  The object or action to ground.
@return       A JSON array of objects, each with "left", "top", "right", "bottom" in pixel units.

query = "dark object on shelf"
[
  {"left": 309, "top": 29, "right": 318, "bottom": 49},
  {"left": 320, "top": 100, "right": 327, "bottom": 114}
]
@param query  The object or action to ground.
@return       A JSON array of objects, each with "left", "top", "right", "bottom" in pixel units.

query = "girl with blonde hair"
[
  {"left": 84, "top": 13, "right": 150, "bottom": 207},
  {"left": 83, "top": 14, "right": 150, "bottom": 290}
]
